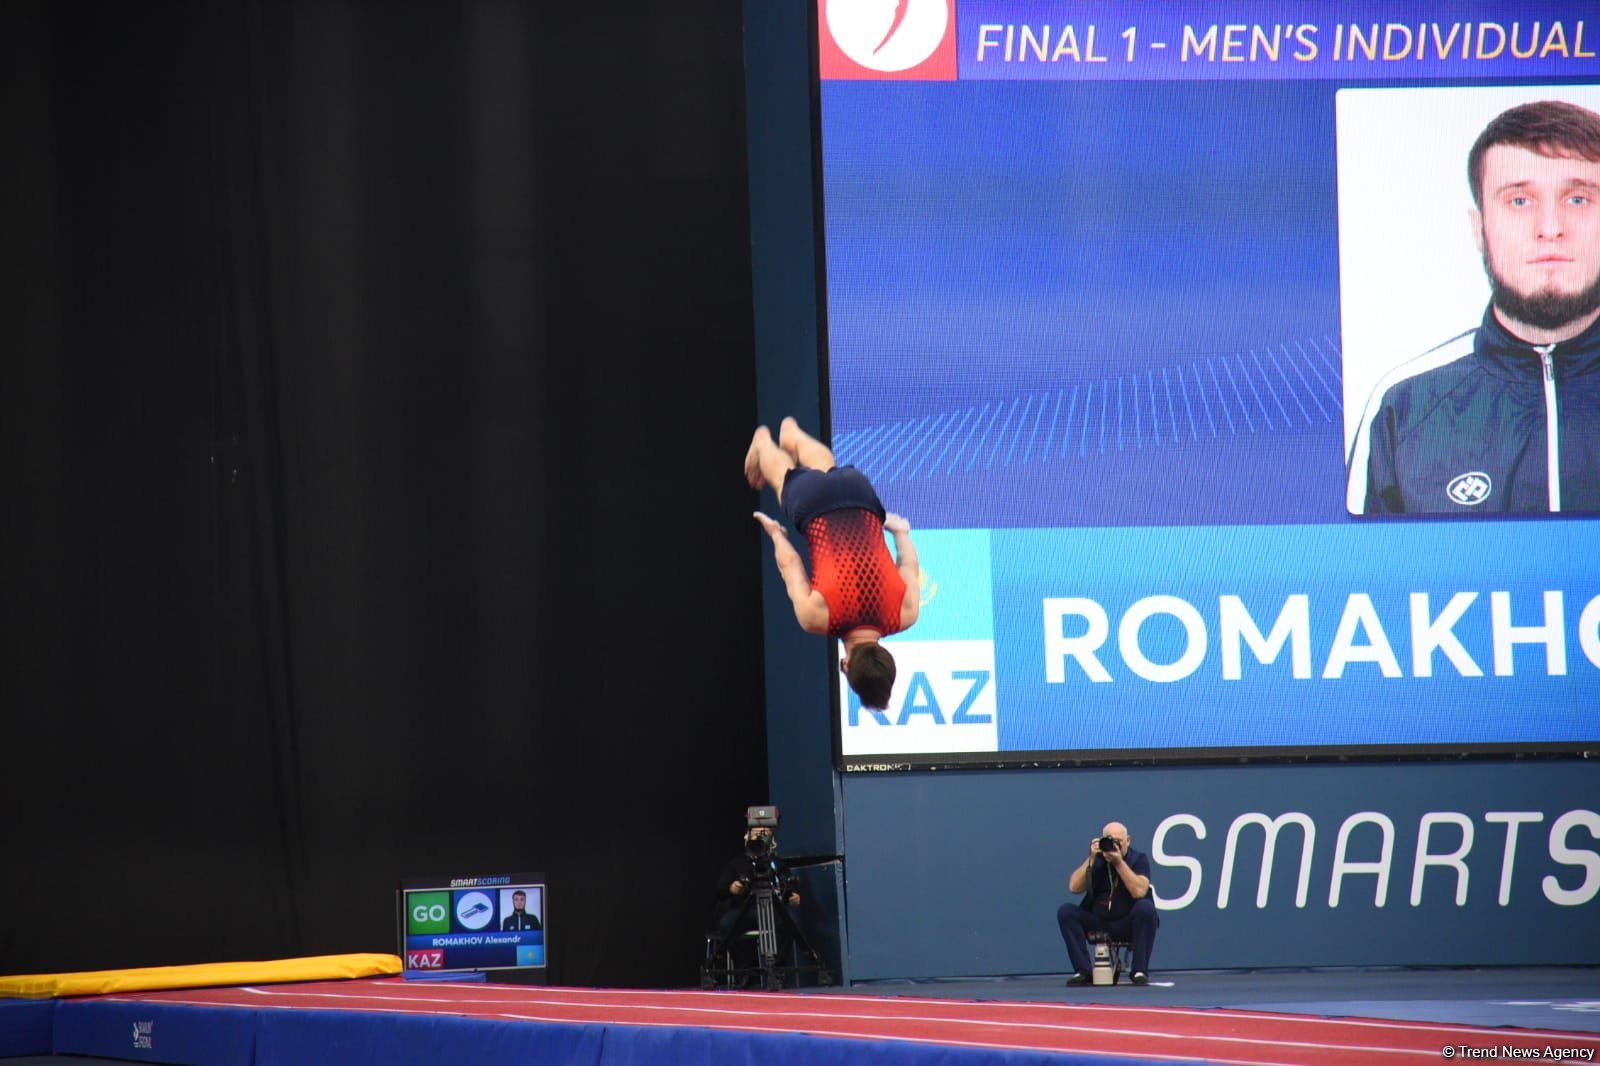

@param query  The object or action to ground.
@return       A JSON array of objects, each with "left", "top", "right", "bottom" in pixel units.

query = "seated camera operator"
[
  {"left": 712, "top": 825, "right": 802, "bottom": 975},
  {"left": 1056, "top": 821, "right": 1160, "bottom": 986}
]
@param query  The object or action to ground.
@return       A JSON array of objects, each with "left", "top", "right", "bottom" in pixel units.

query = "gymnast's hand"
[
  {"left": 884, "top": 512, "right": 910, "bottom": 534},
  {"left": 753, "top": 511, "right": 788, "bottom": 539}
]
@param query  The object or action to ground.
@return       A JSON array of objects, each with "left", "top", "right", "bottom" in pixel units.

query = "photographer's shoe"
[
  {"left": 1065, "top": 973, "right": 1092, "bottom": 987},
  {"left": 1131, "top": 972, "right": 1149, "bottom": 985}
]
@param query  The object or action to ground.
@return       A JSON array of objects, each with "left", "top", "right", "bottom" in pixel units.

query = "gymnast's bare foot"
[
  {"left": 778, "top": 416, "right": 802, "bottom": 454},
  {"left": 778, "top": 416, "right": 836, "bottom": 470},
  {"left": 745, "top": 426, "right": 773, "bottom": 489}
]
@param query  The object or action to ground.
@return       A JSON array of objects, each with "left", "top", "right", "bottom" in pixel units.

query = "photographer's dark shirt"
[
  {"left": 714, "top": 853, "right": 792, "bottom": 918},
  {"left": 1080, "top": 847, "right": 1152, "bottom": 922}
]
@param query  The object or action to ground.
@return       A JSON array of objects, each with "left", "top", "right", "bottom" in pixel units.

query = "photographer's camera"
[{"left": 745, "top": 832, "right": 775, "bottom": 859}]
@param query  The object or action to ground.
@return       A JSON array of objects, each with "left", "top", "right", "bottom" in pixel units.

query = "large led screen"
[{"left": 815, "top": 1, "right": 1600, "bottom": 766}]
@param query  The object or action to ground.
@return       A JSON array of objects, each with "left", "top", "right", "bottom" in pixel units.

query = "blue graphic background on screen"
[
  {"left": 407, "top": 932, "right": 542, "bottom": 951},
  {"left": 898, "top": 529, "right": 991, "bottom": 641},
  {"left": 990, "top": 523, "right": 1597, "bottom": 752},
  {"left": 821, "top": 80, "right": 1346, "bottom": 528},
  {"left": 438, "top": 945, "right": 519, "bottom": 970}
]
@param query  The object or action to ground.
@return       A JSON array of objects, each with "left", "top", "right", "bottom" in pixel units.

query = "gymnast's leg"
[
  {"left": 744, "top": 424, "right": 799, "bottom": 500},
  {"left": 778, "top": 416, "right": 836, "bottom": 471}
]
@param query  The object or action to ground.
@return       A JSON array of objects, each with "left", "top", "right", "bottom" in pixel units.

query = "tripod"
[{"left": 702, "top": 875, "right": 831, "bottom": 991}]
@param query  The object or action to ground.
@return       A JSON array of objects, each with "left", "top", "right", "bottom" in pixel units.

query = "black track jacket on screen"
[{"left": 1348, "top": 306, "right": 1600, "bottom": 515}]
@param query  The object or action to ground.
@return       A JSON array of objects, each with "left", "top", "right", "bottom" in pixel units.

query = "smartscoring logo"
[
  {"left": 449, "top": 876, "right": 511, "bottom": 888},
  {"left": 819, "top": 0, "right": 957, "bottom": 80},
  {"left": 408, "top": 891, "right": 450, "bottom": 935}
]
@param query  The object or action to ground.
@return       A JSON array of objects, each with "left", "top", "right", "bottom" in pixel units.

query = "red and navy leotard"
[{"left": 801, "top": 508, "right": 908, "bottom": 639}]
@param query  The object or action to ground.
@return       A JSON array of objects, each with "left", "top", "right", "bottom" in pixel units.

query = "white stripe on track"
[
  {"left": 102, "top": 988, "right": 1487, "bottom": 1061},
  {"left": 206, "top": 984, "right": 1600, "bottom": 1045},
  {"left": 97, "top": 982, "right": 1599, "bottom": 1065},
  {"left": 102, "top": 993, "right": 1403, "bottom": 1066}
]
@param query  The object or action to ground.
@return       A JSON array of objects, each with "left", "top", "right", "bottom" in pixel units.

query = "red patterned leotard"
[{"left": 801, "top": 508, "right": 908, "bottom": 639}]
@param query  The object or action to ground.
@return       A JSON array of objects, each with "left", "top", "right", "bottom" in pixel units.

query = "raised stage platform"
[{"left": 4, "top": 966, "right": 1599, "bottom": 1066}]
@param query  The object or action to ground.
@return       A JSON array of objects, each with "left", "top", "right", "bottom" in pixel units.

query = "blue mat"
[{"left": 0, "top": 1000, "right": 53, "bottom": 1058}]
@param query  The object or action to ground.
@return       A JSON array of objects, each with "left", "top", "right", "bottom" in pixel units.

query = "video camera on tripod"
[
  {"left": 701, "top": 805, "right": 830, "bottom": 991},
  {"left": 740, "top": 806, "right": 796, "bottom": 898}
]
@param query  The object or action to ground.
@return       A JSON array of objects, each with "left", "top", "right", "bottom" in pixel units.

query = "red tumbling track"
[{"left": 97, "top": 978, "right": 1600, "bottom": 1066}]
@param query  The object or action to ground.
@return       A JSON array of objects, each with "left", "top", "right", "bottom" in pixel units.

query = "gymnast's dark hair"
[
  {"left": 1469, "top": 100, "right": 1600, "bottom": 208},
  {"left": 846, "top": 643, "right": 897, "bottom": 712}
]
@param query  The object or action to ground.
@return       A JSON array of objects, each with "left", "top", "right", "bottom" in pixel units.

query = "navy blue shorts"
[{"left": 780, "top": 466, "right": 886, "bottom": 531}]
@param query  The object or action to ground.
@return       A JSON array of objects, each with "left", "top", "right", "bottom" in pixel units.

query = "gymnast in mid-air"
[{"left": 746, "top": 417, "right": 920, "bottom": 710}]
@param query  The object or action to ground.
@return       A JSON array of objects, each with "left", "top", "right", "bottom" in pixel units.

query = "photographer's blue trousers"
[{"left": 1056, "top": 897, "right": 1160, "bottom": 977}]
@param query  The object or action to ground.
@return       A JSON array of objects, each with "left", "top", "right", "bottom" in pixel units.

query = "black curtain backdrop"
[{"left": 0, "top": 0, "right": 767, "bottom": 988}]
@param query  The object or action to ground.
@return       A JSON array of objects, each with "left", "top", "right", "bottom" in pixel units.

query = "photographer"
[
  {"left": 712, "top": 825, "right": 802, "bottom": 976},
  {"left": 1056, "top": 821, "right": 1160, "bottom": 986}
]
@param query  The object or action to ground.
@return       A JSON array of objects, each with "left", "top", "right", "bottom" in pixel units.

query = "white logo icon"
[
  {"left": 1446, "top": 472, "right": 1492, "bottom": 506},
  {"left": 824, "top": 0, "right": 948, "bottom": 72},
  {"left": 455, "top": 890, "right": 494, "bottom": 930}
]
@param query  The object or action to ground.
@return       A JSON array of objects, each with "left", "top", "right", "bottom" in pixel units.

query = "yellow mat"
[{"left": 0, "top": 952, "right": 402, "bottom": 1000}]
